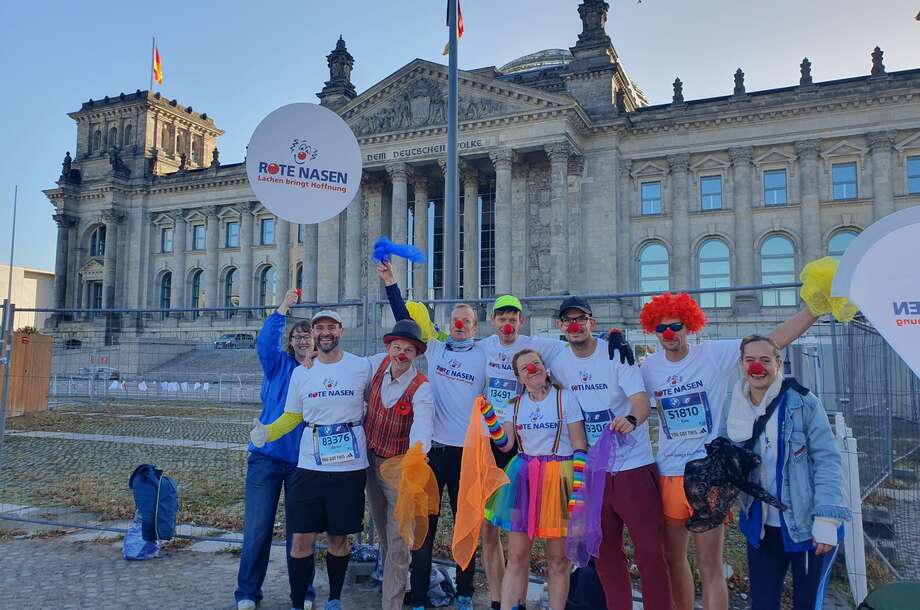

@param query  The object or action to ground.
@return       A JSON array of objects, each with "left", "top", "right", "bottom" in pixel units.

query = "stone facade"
[{"left": 45, "top": 0, "right": 920, "bottom": 329}]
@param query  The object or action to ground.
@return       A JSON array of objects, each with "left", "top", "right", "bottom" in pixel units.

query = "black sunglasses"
[{"left": 656, "top": 322, "right": 684, "bottom": 333}]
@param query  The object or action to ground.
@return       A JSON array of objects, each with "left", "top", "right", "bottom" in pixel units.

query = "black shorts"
[
  {"left": 285, "top": 467, "right": 366, "bottom": 535},
  {"left": 491, "top": 440, "right": 514, "bottom": 469}
]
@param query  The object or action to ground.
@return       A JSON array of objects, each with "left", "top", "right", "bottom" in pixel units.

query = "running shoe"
[{"left": 237, "top": 601, "right": 256, "bottom": 610}]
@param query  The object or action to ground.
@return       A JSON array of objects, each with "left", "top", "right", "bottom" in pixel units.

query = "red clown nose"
[
  {"left": 747, "top": 362, "right": 767, "bottom": 376},
  {"left": 294, "top": 288, "right": 302, "bottom": 297},
  {"left": 662, "top": 328, "right": 677, "bottom": 341},
  {"left": 453, "top": 319, "right": 465, "bottom": 330},
  {"left": 397, "top": 354, "right": 409, "bottom": 363},
  {"left": 501, "top": 323, "right": 515, "bottom": 335},
  {"left": 525, "top": 363, "right": 539, "bottom": 374},
  {"left": 566, "top": 321, "right": 581, "bottom": 334}
]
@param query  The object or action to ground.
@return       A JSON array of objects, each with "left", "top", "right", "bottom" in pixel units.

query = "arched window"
[
  {"left": 295, "top": 264, "right": 303, "bottom": 292},
  {"left": 828, "top": 230, "right": 858, "bottom": 259},
  {"left": 124, "top": 124, "right": 133, "bottom": 148},
  {"left": 224, "top": 268, "right": 238, "bottom": 309},
  {"left": 89, "top": 226, "right": 106, "bottom": 257},
  {"left": 698, "top": 239, "right": 731, "bottom": 308},
  {"left": 93, "top": 129, "right": 103, "bottom": 154},
  {"left": 190, "top": 270, "right": 202, "bottom": 317},
  {"left": 639, "top": 243, "right": 669, "bottom": 305},
  {"left": 761, "top": 235, "right": 796, "bottom": 307},
  {"left": 159, "top": 272, "right": 172, "bottom": 313},
  {"left": 109, "top": 127, "right": 118, "bottom": 149},
  {"left": 259, "top": 266, "right": 277, "bottom": 307}
]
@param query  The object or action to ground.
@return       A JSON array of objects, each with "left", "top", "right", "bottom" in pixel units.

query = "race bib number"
[
  {"left": 583, "top": 409, "right": 613, "bottom": 446},
  {"left": 659, "top": 393, "right": 712, "bottom": 440},
  {"left": 486, "top": 377, "right": 519, "bottom": 421},
  {"left": 313, "top": 423, "right": 359, "bottom": 466}
]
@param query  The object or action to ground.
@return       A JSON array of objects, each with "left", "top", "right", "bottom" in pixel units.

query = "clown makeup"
[
  {"left": 491, "top": 309, "right": 523, "bottom": 346},
  {"left": 558, "top": 309, "right": 595, "bottom": 347},
  {"left": 740, "top": 336, "right": 782, "bottom": 392},
  {"left": 450, "top": 304, "right": 477, "bottom": 340},
  {"left": 387, "top": 338, "right": 418, "bottom": 377},
  {"left": 512, "top": 350, "right": 548, "bottom": 394}
]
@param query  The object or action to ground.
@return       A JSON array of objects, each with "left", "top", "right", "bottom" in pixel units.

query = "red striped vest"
[{"left": 365, "top": 356, "right": 427, "bottom": 458}]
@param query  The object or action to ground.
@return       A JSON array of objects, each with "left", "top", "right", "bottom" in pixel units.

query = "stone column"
[
  {"left": 386, "top": 162, "right": 410, "bottom": 290},
  {"left": 171, "top": 211, "right": 188, "bottom": 312},
  {"left": 869, "top": 130, "right": 897, "bottom": 221},
  {"left": 566, "top": 156, "right": 585, "bottom": 293},
  {"left": 490, "top": 148, "right": 514, "bottom": 296},
  {"left": 239, "top": 203, "right": 254, "bottom": 308},
  {"left": 302, "top": 224, "right": 318, "bottom": 302},
  {"left": 317, "top": 215, "right": 341, "bottom": 302},
  {"left": 617, "top": 159, "right": 632, "bottom": 297},
  {"left": 730, "top": 146, "right": 757, "bottom": 311},
  {"left": 344, "top": 192, "right": 364, "bottom": 300},
  {"left": 275, "top": 218, "right": 291, "bottom": 302},
  {"left": 204, "top": 205, "right": 220, "bottom": 310},
  {"left": 668, "top": 154, "right": 691, "bottom": 290},
  {"left": 412, "top": 172, "right": 430, "bottom": 300},
  {"left": 52, "top": 212, "right": 76, "bottom": 311},
  {"left": 795, "top": 140, "right": 822, "bottom": 264},
  {"left": 100, "top": 208, "right": 122, "bottom": 310},
  {"left": 461, "top": 163, "right": 480, "bottom": 299},
  {"left": 363, "top": 176, "right": 385, "bottom": 299},
  {"left": 546, "top": 142, "right": 570, "bottom": 293}
]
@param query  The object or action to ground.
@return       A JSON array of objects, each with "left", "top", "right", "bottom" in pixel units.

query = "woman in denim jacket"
[{"left": 726, "top": 335, "right": 849, "bottom": 610}]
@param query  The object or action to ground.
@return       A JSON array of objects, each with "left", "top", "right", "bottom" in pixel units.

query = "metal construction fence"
[{"left": 0, "top": 283, "right": 918, "bottom": 590}]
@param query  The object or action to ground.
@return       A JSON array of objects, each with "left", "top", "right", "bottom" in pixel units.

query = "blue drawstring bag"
[
  {"left": 128, "top": 464, "right": 178, "bottom": 542},
  {"left": 122, "top": 511, "right": 160, "bottom": 561}
]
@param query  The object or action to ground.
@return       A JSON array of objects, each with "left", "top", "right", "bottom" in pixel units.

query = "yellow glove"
[{"left": 799, "top": 257, "right": 858, "bottom": 322}]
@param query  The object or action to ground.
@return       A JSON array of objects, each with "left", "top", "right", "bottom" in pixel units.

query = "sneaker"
[
  {"left": 457, "top": 596, "right": 473, "bottom": 610},
  {"left": 324, "top": 600, "right": 341, "bottom": 610},
  {"left": 237, "top": 601, "right": 256, "bottom": 610}
]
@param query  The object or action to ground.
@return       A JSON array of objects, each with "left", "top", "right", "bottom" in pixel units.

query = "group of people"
[{"left": 234, "top": 258, "right": 849, "bottom": 610}]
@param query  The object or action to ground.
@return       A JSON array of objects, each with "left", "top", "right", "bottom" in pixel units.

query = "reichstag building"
[{"left": 45, "top": 0, "right": 920, "bottom": 334}]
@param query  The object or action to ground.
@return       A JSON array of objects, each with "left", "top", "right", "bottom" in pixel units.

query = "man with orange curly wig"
[{"left": 639, "top": 292, "right": 819, "bottom": 610}]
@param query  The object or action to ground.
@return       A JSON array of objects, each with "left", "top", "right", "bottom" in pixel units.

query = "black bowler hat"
[
  {"left": 557, "top": 296, "right": 593, "bottom": 319},
  {"left": 383, "top": 319, "right": 427, "bottom": 354}
]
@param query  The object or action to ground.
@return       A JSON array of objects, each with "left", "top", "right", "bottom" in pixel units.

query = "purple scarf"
[{"left": 565, "top": 429, "right": 636, "bottom": 567}]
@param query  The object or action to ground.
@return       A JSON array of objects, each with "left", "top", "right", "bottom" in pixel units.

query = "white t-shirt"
[
  {"left": 284, "top": 352, "right": 373, "bottom": 472},
  {"left": 478, "top": 334, "right": 568, "bottom": 421},
  {"left": 426, "top": 341, "right": 487, "bottom": 447},
  {"left": 505, "top": 386, "right": 584, "bottom": 456},
  {"left": 551, "top": 340, "right": 654, "bottom": 472},
  {"left": 641, "top": 339, "right": 741, "bottom": 476}
]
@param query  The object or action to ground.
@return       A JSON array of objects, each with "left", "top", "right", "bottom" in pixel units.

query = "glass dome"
[{"left": 499, "top": 49, "right": 573, "bottom": 75}]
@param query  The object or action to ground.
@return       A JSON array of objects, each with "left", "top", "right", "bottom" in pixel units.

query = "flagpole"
[
  {"left": 444, "top": 0, "right": 460, "bottom": 300},
  {"left": 149, "top": 37, "right": 155, "bottom": 92}
]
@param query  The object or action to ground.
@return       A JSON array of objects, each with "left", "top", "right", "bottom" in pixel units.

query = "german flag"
[
  {"left": 442, "top": 0, "right": 464, "bottom": 56},
  {"left": 153, "top": 45, "right": 163, "bottom": 85}
]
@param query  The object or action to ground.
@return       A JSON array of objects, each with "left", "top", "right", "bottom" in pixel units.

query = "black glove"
[{"left": 607, "top": 328, "right": 635, "bottom": 366}]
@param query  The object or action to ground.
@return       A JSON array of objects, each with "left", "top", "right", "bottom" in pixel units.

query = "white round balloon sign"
[{"left": 246, "top": 103, "right": 362, "bottom": 224}]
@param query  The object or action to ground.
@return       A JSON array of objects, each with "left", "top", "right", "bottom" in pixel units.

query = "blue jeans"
[
  {"left": 235, "top": 452, "right": 315, "bottom": 605},
  {"left": 747, "top": 526, "right": 838, "bottom": 610}
]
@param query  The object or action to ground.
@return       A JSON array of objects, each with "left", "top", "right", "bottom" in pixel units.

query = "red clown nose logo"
[
  {"left": 566, "top": 321, "right": 581, "bottom": 334},
  {"left": 501, "top": 323, "right": 515, "bottom": 335},
  {"left": 662, "top": 328, "right": 677, "bottom": 341},
  {"left": 453, "top": 319, "right": 465, "bottom": 330},
  {"left": 747, "top": 362, "right": 767, "bottom": 376},
  {"left": 525, "top": 363, "right": 539, "bottom": 374}
]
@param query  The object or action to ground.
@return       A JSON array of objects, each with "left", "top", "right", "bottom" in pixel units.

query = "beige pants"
[{"left": 366, "top": 452, "right": 410, "bottom": 610}]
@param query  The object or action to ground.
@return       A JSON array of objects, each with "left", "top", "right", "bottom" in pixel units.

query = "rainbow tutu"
[{"left": 484, "top": 453, "right": 574, "bottom": 539}]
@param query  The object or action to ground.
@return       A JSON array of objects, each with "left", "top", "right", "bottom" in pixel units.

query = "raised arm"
[
  {"left": 255, "top": 288, "right": 300, "bottom": 376},
  {"left": 378, "top": 262, "right": 411, "bottom": 322},
  {"left": 769, "top": 308, "right": 818, "bottom": 349}
]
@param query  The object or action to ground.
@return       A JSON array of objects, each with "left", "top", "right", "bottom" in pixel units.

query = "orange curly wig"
[{"left": 639, "top": 292, "right": 707, "bottom": 334}]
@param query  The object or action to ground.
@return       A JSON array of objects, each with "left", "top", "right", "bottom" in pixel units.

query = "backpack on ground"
[
  {"left": 128, "top": 463, "right": 178, "bottom": 542},
  {"left": 565, "top": 561, "right": 608, "bottom": 610}
]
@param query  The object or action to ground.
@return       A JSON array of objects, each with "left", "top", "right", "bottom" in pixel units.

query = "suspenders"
[{"left": 510, "top": 387, "right": 565, "bottom": 456}]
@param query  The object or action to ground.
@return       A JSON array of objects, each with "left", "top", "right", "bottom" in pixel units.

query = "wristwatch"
[{"left": 624, "top": 415, "right": 638, "bottom": 428}]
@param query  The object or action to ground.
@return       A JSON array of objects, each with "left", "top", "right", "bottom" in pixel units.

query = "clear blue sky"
[{"left": 1, "top": 0, "right": 917, "bottom": 273}]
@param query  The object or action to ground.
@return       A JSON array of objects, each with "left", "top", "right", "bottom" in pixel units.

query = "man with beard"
[
  {"left": 236, "top": 288, "right": 316, "bottom": 610},
  {"left": 550, "top": 296, "right": 673, "bottom": 610},
  {"left": 251, "top": 310, "right": 372, "bottom": 610}
]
